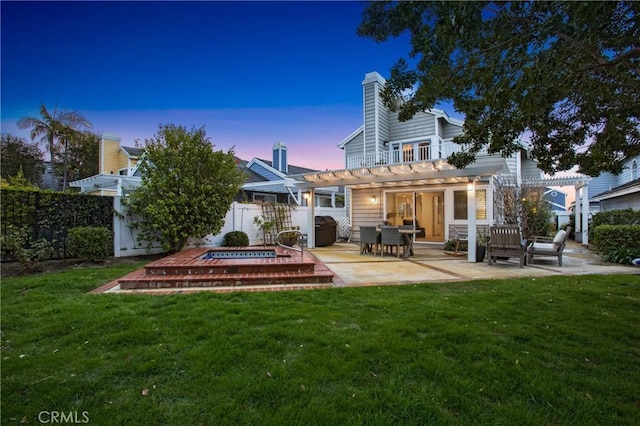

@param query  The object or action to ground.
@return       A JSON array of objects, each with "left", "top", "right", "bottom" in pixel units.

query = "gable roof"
[{"left": 121, "top": 146, "right": 141, "bottom": 158}]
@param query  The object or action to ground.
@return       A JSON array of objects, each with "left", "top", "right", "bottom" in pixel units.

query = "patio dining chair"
[
  {"left": 381, "top": 226, "right": 406, "bottom": 258},
  {"left": 359, "top": 226, "right": 380, "bottom": 256}
]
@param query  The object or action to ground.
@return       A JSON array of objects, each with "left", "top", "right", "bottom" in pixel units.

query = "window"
[
  {"left": 633, "top": 160, "right": 638, "bottom": 180},
  {"left": 252, "top": 193, "right": 277, "bottom": 203},
  {"left": 454, "top": 189, "right": 487, "bottom": 220}
]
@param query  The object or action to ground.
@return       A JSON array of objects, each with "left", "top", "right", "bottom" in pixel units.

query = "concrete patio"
[
  {"left": 95, "top": 240, "right": 638, "bottom": 295},
  {"left": 309, "top": 241, "right": 638, "bottom": 288}
]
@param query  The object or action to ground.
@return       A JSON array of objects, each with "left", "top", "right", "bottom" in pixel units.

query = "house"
[
  {"left": 544, "top": 187, "right": 568, "bottom": 212},
  {"left": 588, "top": 155, "right": 640, "bottom": 212},
  {"left": 69, "top": 134, "right": 142, "bottom": 196},
  {"left": 71, "top": 136, "right": 342, "bottom": 206},
  {"left": 296, "top": 72, "right": 591, "bottom": 258},
  {"left": 237, "top": 141, "right": 342, "bottom": 207}
]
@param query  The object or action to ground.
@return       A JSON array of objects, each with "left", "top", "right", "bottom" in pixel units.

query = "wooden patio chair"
[
  {"left": 487, "top": 225, "right": 527, "bottom": 268},
  {"left": 527, "top": 226, "right": 572, "bottom": 267}
]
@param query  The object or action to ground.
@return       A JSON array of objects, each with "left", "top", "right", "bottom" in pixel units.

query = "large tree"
[
  {"left": 0, "top": 134, "right": 45, "bottom": 187},
  {"left": 124, "top": 124, "right": 245, "bottom": 253},
  {"left": 54, "top": 131, "right": 100, "bottom": 183},
  {"left": 17, "top": 103, "right": 92, "bottom": 190},
  {"left": 358, "top": 1, "right": 640, "bottom": 176}
]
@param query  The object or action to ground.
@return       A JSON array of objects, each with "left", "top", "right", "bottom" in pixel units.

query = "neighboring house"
[
  {"left": 544, "top": 187, "right": 568, "bottom": 212},
  {"left": 237, "top": 141, "right": 342, "bottom": 207},
  {"left": 70, "top": 134, "right": 142, "bottom": 196},
  {"left": 588, "top": 155, "right": 640, "bottom": 212},
  {"left": 296, "top": 71, "right": 591, "bottom": 255},
  {"left": 71, "top": 136, "right": 342, "bottom": 206}
]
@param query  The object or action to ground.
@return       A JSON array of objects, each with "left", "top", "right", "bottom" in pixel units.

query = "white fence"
[{"left": 113, "top": 198, "right": 347, "bottom": 257}]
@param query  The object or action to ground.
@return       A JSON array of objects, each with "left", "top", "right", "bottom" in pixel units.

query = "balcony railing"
[{"left": 346, "top": 141, "right": 465, "bottom": 169}]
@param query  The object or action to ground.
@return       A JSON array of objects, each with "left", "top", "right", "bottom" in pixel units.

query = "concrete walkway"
[{"left": 308, "top": 241, "right": 639, "bottom": 287}]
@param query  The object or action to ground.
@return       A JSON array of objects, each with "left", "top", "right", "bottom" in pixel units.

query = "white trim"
[{"left": 338, "top": 126, "right": 364, "bottom": 149}]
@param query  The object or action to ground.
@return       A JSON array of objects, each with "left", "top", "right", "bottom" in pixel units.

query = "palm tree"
[{"left": 18, "top": 103, "right": 92, "bottom": 190}]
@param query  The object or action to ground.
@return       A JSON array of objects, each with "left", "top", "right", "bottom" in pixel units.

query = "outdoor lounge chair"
[
  {"left": 360, "top": 226, "right": 380, "bottom": 255},
  {"left": 487, "top": 225, "right": 527, "bottom": 268},
  {"left": 381, "top": 226, "right": 406, "bottom": 258},
  {"left": 527, "top": 226, "right": 572, "bottom": 267}
]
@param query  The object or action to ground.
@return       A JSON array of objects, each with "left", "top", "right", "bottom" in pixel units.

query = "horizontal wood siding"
[
  {"left": 389, "top": 111, "right": 435, "bottom": 141},
  {"left": 101, "top": 139, "right": 120, "bottom": 175},
  {"left": 521, "top": 158, "right": 543, "bottom": 180},
  {"left": 249, "top": 162, "right": 280, "bottom": 181},
  {"left": 589, "top": 173, "right": 617, "bottom": 198},
  {"left": 601, "top": 193, "right": 640, "bottom": 211},
  {"left": 363, "top": 84, "right": 377, "bottom": 154},
  {"left": 351, "top": 188, "right": 385, "bottom": 241},
  {"left": 344, "top": 131, "right": 364, "bottom": 162},
  {"left": 441, "top": 121, "right": 464, "bottom": 140}
]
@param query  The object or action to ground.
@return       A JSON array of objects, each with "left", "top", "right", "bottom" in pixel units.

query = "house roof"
[
  {"left": 121, "top": 146, "right": 141, "bottom": 158},
  {"left": 256, "top": 158, "right": 318, "bottom": 176},
  {"left": 591, "top": 178, "right": 640, "bottom": 201}
]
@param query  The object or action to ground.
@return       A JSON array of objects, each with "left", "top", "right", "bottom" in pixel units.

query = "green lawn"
[{"left": 1, "top": 263, "right": 639, "bottom": 425}]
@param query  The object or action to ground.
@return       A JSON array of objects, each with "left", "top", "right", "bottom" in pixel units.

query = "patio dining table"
[{"left": 376, "top": 227, "right": 420, "bottom": 258}]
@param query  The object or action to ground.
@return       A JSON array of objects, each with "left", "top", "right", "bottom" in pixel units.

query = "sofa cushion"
[
  {"left": 531, "top": 242, "right": 556, "bottom": 253},
  {"left": 552, "top": 230, "right": 566, "bottom": 249}
]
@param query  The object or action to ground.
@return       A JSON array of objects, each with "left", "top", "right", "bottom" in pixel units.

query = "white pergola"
[
  {"left": 69, "top": 174, "right": 142, "bottom": 195},
  {"left": 293, "top": 160, "right": 591, "bottom": 260}
]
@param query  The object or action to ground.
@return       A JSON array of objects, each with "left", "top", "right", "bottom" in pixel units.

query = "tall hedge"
[
  {"left": 592, "top": 225, "right": 640, "bottom": 264},
  {"left": 1, "top": 188, "right": 113, "bottom": 260}
]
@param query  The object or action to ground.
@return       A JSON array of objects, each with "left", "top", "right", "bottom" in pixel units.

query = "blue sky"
[{"left": 1, "top": 1, "right": 423, "bottom": 170}]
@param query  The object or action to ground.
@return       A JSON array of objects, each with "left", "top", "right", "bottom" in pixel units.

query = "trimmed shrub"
[
  {"left": 592, "top": 224, "right": 640, "bottom": 264},
  {"left": 67, "top": 226, "right": 113, "bottom": 261},
  {"left": 0, "top": 225, "right": 53, "bottom": 272},
  {"left": 592, "top": 208, "right": 640, "bottom": 227},
  {"left": 222, "top": 231, "right": 249, "bottom": 247}
]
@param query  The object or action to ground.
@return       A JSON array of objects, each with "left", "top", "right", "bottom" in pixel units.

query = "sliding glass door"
[{"left": 384, "top": 190, "right": 445, "bottom": 242}]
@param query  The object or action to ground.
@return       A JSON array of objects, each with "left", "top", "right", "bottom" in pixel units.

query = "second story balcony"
[{"left": 345, "top": 140, "right": 471, "bottom": 170}]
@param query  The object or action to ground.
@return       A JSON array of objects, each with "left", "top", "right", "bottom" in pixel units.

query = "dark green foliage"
[
  {"left": 593, "top": 224, "right": 640, "bottom": 264},
  {"left": 1, "top": 188, "right": 113, "bottom": 260},
  {"left": 0, "top": 225, "right": 53, "bottom": 272},
  {"left": 592, "top": 208, "right": 640, "bottom": 227},
  {"left": 67, "top": 226, "right": 113, "bottom": 261},
  {"left": 222, "top": 231, "right": 249, "bottom": 247},
  {"left": 124, "top": 124, "right": 244, "bottom": 253},
  {"left": 521, "top": 192, "right": 553, "bottom": 239},
  {"left": 54, "top": 131, "right": 100, "bottom": 182},
  {"left": 0, "top": 134, "right": 44, "bottom": 187},
  {"left": 18, "top": 103, "right": 92, "bottom": 191},
  {"left": 358, "top": 1, "right": 640, "bottom": 176}
]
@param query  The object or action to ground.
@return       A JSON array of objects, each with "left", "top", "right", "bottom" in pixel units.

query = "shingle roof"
[
  {"left": 257, "top": 159, "right": 318, "bottom": 176},
  {"left": 121, "top": 146, "right": 142, "bottom": 157}
]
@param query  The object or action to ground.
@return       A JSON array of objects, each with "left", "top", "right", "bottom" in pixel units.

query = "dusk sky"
[{"left": 0, "top": 1, "right": 439, "bottom": 171}]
